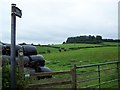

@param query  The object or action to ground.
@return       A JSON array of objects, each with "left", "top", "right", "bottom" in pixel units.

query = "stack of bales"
[{"left": 2, "top": 43, "right": 52, "bottom": 79}]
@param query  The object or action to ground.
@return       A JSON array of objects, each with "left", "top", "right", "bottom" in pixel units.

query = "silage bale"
[
  {"left": 22, "top": 45, "right": 37, "bottom": 56},
  {"left": 29, "top": 55, "right": 45, "bottom": 67}
]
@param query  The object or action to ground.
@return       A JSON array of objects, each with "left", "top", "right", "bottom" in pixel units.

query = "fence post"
[
  {"left": 117, "top": 62, "right": 120, "bottom": 88},
  {"left": 18, "top": 48, "right": 24, "bottom": 77},
  {"left": 71, "top": 64, "right": 77, "bottom": 90},
  {"left": 98, "top": 65, "right": 101, "bottom": 88}
]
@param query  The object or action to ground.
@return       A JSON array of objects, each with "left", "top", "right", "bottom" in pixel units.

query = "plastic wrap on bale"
[
  {"left": 1, "top": 43, "right": 52, "bottom": 80},
  {"left": 36, "top": 66, "right": 52, "bottom": 80},
  {"left": 2, "top": 45, "right": 6, "bottom": 55},
  {"left": 29, "top": 55, "right": 45, "bottom": 68},
  {"left": 22, "top": 45, "right": 37, "bottom": 56},
  {"left": 2, "top": 44, "right": 22, "bottom": 56},
  {"left": 2, "top": 55, "right": 10, "bottom": 65},
  {"left": 16, "top": 56, "right": 30, "bottom": 67}
]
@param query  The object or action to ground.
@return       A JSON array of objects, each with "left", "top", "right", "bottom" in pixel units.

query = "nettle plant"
[{"left": 2, "top": 60, "right": 30, "bottom": 89}]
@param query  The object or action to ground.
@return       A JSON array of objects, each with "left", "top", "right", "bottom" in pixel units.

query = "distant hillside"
[{"left": 65, "top": 35, "right": 120, "bottom": 44}]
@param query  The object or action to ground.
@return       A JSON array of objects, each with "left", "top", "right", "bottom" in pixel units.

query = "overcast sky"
[{"left": 0, "top": 0, "right": 119, "bottom": 44}]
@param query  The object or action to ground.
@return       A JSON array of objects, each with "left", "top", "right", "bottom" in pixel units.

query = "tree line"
[{"left": 65, "top": 35, "right": 120, "bottom": 44}]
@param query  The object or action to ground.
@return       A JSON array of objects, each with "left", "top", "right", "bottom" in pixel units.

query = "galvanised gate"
[
  {"left": 28, "top": 61, "right": 120, "bottom": 89},
  {"left": 75, "top": 61, "right": 120, "bottom": 88}
]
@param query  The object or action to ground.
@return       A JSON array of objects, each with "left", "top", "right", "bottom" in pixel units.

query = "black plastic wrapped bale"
[
  {"left": 22, "top": 45, "right": 37, "bottom": 56},
  {"left": 16, "top": 56, "right": 30, "bottom": 67},
  {"left": 23, "top": 56, "right": 30, "bottom": 67},
  {"left": 2, "top": 55, "right": 25, "bottom": 66},
  {"left": 2, "top": 44, "right": 22, "bottom": 56},
  {"left": 2, "top": 55, "right": 10, "bottom": 65},
  {"left": 29, "top": 55, "right": 45, "bottom": 68},
  {"left": 40, "top": 66, "right": 52, "bottom": 72},
  {"left": 16, "top": 45, "right": 22, "bottom": 56},
  {"left": 2, "top": 45, "right": 6, "bottom": 55},
  {"left": 36, "top": 66, "right": 52, "bottom": 80},
  {"left": 2, "top": 44, "right": 11, "bottom": 55}
]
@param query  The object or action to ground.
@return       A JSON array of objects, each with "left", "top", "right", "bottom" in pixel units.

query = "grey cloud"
[{"left": 1, "top": 0, "right": 119, "bottom": 44}]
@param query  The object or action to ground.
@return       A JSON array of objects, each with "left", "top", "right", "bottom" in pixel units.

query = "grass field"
[
  {"left": 50, "top": 43, "right": 102, "bottom": 49},
  {"left": 36, "top": 42, "right": 118, "bottom": 71},
  {"left": 2, "top": 42, "right": 119, "bottom": 88},
  {"left": 36, "top": 42, "right": 118, "bottom": 54},
  {"left": 43, "top": 46, "right": 118, "bottom": 71},
  {"left": 29, "top": 42, "right": 119, "bottom": 88},
  {"left": 23, "top": 42, "right": 120, "bottom": 88}
]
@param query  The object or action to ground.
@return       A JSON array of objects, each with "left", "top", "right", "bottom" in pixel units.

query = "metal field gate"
[
  {"left": 75, "top": 61, "right": 120, "bottom": 88},
  {"left": 27, "top": 61, "right": 120, "bottom": 89}
]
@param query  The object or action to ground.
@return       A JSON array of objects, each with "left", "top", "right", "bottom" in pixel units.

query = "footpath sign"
[{"left": 11, "top": 4, "right": 22, "bottom": 89}]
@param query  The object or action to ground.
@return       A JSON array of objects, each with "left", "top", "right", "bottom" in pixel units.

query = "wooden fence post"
[
  {"left": 71, "top": 64, "right": 77, "bottom": 90},
  {"left": 117, "top": 62, "right": 120, "bottom": 88},
  {"left": 18, "top": 48, "right": 24, "bottom": 77}
]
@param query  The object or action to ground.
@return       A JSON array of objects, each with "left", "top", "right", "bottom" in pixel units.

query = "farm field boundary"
[
  {"left": 26, "top": 61, "right": 120, "bottom": 89},
  {"left": 76, "top": 61, "right": 120, "bottom": 88},
  {"left": 36, "top": 42, "right": 119, "bottom": 54}
]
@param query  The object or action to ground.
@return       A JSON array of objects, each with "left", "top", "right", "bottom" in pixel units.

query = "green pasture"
[
  {"left": 42, "top": 46, "right": 118, "bottom": 71},
  {"left": 101, "top": 42, "right": 119, "bottom": 45},
  {"left": 35, "top": 42, "right": 119, "bottom": 71},
  {"left": 36, "top": 46, "right": 59, "bottom": 54},
  {"left": 36, "top": 42, "right": 118, "bottom": 54},
  {"left": 36, "top": 43, "right": 103, "bottom": 54},
  {"left": 27, "top": 42, "right": 119, "bottom": 88},
  {"left": 51, "top": 43, "right": 102, "bottom": 49}
]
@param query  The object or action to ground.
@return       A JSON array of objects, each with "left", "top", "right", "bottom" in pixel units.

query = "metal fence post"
[
  {"left": 11, "top": 4, "right": 17, "bottom": 89},
  {"left": 117, "top": 62, "right": 120, "bottom": 88},
  {"left": 11, "top": 3, "right": 22, "bottom": 89},
  {"left": 98, "top": 65, "right": 101, "bottom": 88},
  {"left": 71, "top": 64, "right": 77, "bottom": 90}
]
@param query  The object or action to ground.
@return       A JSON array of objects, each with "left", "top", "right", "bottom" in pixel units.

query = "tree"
[{"left": 63, "top": 42, "right": 65, "bottom": 44}]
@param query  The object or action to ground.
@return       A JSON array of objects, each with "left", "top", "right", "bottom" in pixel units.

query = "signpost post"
[{"left": 11, "top": 4, "right": 22, "bottom": 89}]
